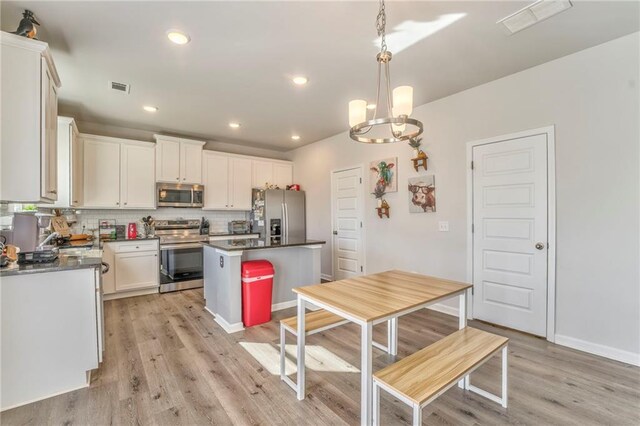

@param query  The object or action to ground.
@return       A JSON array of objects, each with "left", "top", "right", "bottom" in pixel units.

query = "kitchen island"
[{"left": 203, "top": 238, "right": 325, "bottom": 333}]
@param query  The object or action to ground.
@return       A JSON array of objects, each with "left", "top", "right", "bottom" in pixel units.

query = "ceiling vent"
[
  {"left": 108, "top": 80, "right": 130, "bottom": 94},
  {"left": 498, "top": 0, "right": 572, "bottom": 34}
]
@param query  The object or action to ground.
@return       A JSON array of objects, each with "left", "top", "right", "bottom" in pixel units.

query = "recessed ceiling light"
[
  {"left": 366, "top": 103, "right": 377, "bottom": 110},
  {"left": 291, "top": 135, "right": 301, "bottom": 141},
  {"left": 167, "top": 30, "right": 190, "bottom": 45},
  {"left": 292, "top": 76, "right": 308, "bottom": 85},
  {"left": 229, "top": 122, "right": 241, "bottom": 129},
  {"left": 143, "top": 105, "right": 158, "bottom": 112}
]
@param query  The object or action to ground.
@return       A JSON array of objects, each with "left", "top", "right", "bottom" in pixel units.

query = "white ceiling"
[{"left": 2, "top": 1, "right": 638, "bottom": 151}]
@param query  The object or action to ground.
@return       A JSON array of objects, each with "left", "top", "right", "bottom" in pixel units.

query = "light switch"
[{"left": 438, "top": 221, "right": 449, "bottom": 232}]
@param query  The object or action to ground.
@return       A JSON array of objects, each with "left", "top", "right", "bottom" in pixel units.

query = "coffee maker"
[{"left": 12, "top": 212, "right": 54, "bottom": 252}]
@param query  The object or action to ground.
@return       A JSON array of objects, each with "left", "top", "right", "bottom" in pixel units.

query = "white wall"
[{"left": 290, "top": 33, "right": 639, "bottom": 361}]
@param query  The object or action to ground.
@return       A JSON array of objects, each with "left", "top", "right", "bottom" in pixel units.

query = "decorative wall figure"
[
  {"left": 408, "top": 175, "right": 436, "bottom": 213},
  {"left": 12, "top": 10, "right": 40, "bottom": 39},
  {"left": 370, "top": 157, "right": 397, "bottom": 192}
]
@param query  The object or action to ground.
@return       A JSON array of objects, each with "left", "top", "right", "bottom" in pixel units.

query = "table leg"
[
  {"left": 458, "top": 290, "right": 467, "bottom": 389},
  {"left": 296, "top": 295, "right": 306, "bottom": 401},
  {"left": 361, "top": 322, "right": 373, "bottom": 426},
  {"left": 387, "top": 318, "right": 398, "bottom": 356}
]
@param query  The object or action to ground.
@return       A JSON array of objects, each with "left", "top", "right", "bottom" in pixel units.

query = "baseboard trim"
[
  {"left": 554, "top": 334, "right": 640, "bottom": 366},
  {"left": 426, "top": 303, "right": 459, "bottom": 317},
  {"left": 320, "top": 273, "right": 333, "bottom": 282},
  {"left": 272, "top": 300, "right": 297, "bottom": 312},
  {"left": 103, "top": 287, "right": 158, "bottom": 300},
  {"left": 204, "top": 307, "right": 244, "bottom": 334},
  {"left": 1, "top": 380, "right": 89, "bottom": 412}
]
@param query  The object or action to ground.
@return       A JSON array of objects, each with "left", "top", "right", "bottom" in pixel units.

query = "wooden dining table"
[{"left": 292, "top": 270, "right": 472, "bottom": 426}]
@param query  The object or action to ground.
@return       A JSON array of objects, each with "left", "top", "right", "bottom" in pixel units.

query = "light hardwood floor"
[{"left": 1, "top": 288, "right": 638, "bottom": 425}]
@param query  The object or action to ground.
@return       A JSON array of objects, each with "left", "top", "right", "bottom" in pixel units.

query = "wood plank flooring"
[{"left": 1, "top": 288, "right": 638, "bottom": 425}]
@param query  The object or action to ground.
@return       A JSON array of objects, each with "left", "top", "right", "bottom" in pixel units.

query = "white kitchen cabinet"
[
  {"left": 273, "top": 163, "right": 293, "bottom": 189},
  {"left": 202, "top": 152, "right": 252, "bottom": 210},
  {"left": 44, "top": 117, "right": 82, "bottom": 208},
  {"left": 114, "top": 251, "right": 159, "bottom": 292},
  {"left": 121, "top": 143, "right": 155, "bottom": 209},
  {"left": 154, "top": 135, "right": 205, "bottom": 184},
  {"left": 0, "top": 32, "right": 61, "bottom": 203},
  {"left": 83, "top": 137, "right": 121, "bottom": 208},
  {"left": 203, "top": 152, "right": 229, "bottom": 209},
  {"left": 251, "top": 159, "right": 293, "bottom": 189},
  {"left": 70, "top": 121, "right": 84, "bottom": 207},
  {"left": 83, "top": 134, "right": 156, "bottom": 209}
]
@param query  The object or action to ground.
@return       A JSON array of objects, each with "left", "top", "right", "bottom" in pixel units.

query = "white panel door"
[
  {"left": 121, "top": 143, "right": 155, "bottom": 209},
  {"left": 155, "top": 139, "right": 181, "bottom": 183},
  {"left": 332, "top": 167, "right": 364, "bottom": 281},
  {"left": 229, "top": 157, "right": 252, "bottom": 210},
  {"left": 252, "top": 160, "right": 273, "bottom": 188},
  {"left": 202, "top": 153, "right": 229, "bottom": 209},
  {"left": 273, "top": 163, "right": 293, "bottom": 188},
  {"left": 472, "top": 134, "right": 548, "bottom": 336},
  {"left": 180, "top": 142, "right": 203, "bottom": 184},
  {"left": 83, "top": 139, "right": 121, "bottom": 208},
  {"left": 114, "top": 251, "right": 159, "bottom": 292}
]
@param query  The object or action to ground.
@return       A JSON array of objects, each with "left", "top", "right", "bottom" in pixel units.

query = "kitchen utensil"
[
  {"left": 5, "top": 245, "right": 19, "bottom": 261},
  {"left": 127, "top": 223, "right": 138, "bottom": 239}
]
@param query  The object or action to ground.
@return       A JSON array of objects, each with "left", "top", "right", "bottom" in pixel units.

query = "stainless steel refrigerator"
[{"left": 251, "top": 189, "right": 306, "bottom": 243}]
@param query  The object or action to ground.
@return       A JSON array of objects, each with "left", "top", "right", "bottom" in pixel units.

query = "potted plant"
[
  {"left": 372, "top": 183, "right": 386, "bottom": 208},
  {"left": 408, "top": 137, "right": 422, "bottom": 158}
]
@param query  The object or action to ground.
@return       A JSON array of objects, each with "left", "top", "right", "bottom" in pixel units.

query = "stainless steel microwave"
[{"left": 157, "top": 183, "right": 204, "bottom": 208}]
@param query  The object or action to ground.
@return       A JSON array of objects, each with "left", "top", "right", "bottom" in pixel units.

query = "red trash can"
[{"left": 241, "top": 260, "right": 274, "bottom": 327}]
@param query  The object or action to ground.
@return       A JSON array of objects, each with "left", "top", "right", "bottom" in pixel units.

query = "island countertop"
[
  {"left": 204, "top": 238, "right": 325, "bottom": 252},
  {"left": 0, "top": 254, "right": 103, "bottom": 277}
]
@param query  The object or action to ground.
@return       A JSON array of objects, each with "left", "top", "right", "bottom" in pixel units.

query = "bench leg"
[
  {"left": 501, "top": 345, "right": 508, "bottom": 408},
  {"left": 296, "top": 296, "right": 306, "bottom": 400},
  {"left": 280, "top": 323, "right": 286, "bottom": 381},
  {"left": 412, "top": 404, "right": 422, "bottom": 426},
  {"left": 457, "top": 290, "right": 467, "bottom": 389},
  {"left": 372, "top": 381, "right": 380, "bottom": 426},
  {"left": 387, "top": 318, "right": 398, "bottom": 356}
]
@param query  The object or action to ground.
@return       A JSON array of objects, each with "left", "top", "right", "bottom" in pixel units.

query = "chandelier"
[{"left": 348, "top": 0, "right": 424, "bottom": 144}]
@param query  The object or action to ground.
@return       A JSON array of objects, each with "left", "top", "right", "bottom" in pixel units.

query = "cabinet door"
[
  {"left": 70, "top": 126, "right": 83, "bottom": 207},
  {"left": 229, "top": 158, "right": 252, "bottom": 210},
  {"left": 121, "top": 143, "right": 155, "bottom": 209},
  {"left": 155, "top": 139, "right": 181, "bottom": 183},
  {"left": 83, "top": 139, "right": 121, "bottom": 208},
  {"left": 41, "top": 58, "right": 58, "bottom": 201},
  {"left": 202, "top": 153, "right": 229, "bottom": 209},
  {"left": 252, "top": 160, "right": 273, "bottom": 189},
  {"left": 114, "top": 251, "right": 159, "bottom": 292},
  {"left": 180, "top": 142, "right": 203, "bottom": 184},
  {"left": 102, "top": 244, "right": 115, "bottom": 294},
  {"left": 273, "top": 163, "right": 293, "bottom": 189}
]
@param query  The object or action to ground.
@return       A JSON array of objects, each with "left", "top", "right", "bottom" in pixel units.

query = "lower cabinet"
[{"left": 102, "top": 240, "right": 159, "bottom": 298}]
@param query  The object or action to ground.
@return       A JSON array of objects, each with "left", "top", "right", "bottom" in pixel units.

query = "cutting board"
[{"left": 51, "top": 216, "right": 71, "bottom": 237}]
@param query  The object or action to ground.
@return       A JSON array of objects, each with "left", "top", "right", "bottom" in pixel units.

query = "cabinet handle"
[
  {"left": 231, "top": 205, "right": 234, "bottom": 207},
  {"left": 176, "top": 177, "right": 179, "bottom": 181},
  {"left": 116, "top": 202, "right": 120, "bottom": 205},
  {"left": 73, "top": 200, "right": 78, "bottom": 203},
  {"left": 225, "top": 205, "right": 228, "bottom": 207},
  {"left": 124, "top": 202, "right": 128, "bottom": 205},
  {"left": 136, "top": 246, "right": 139, "bottom": 249},
  {"left": 50, "top": 190, "right": 57, "bottom": 194},
  {"left": 182, "top": 178, "right": 186, "bottom": 181}
]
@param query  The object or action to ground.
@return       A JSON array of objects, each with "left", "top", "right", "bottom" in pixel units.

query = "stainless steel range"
[{"left": 155, "top": 219, "right": 208, "bottom": 293}]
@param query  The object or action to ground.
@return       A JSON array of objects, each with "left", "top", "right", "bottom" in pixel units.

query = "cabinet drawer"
[{"left": 109, "top": 240, "right": 159, "bottom": 253}]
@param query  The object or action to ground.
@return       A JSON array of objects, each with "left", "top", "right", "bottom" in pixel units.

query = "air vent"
[
  {"left": 108, "top": 81, "right": 130, "bottom": 94},
  {"left": 498, "top": 0, "right": 572, "bottom": 35}
]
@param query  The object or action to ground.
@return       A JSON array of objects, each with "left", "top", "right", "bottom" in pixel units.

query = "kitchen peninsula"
[{"left": 203, "top": 238, "right": 325, "bottom": 333}]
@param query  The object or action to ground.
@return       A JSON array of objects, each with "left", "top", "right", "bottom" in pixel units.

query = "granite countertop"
[
  {"left": 0, "top": 254, "right": 103, "bottom": 277},
  {"left": 205, "top": 238, "right": 326, "bottom": 252},
  {"left": 208, "top": 232, "right": 260, "bottom": 237},
  {"left": 101, "top": 236, "right": 160, "bottom": 243}
]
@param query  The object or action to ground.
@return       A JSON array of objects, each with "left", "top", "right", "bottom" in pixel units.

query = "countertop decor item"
[{"left": 347, "top": 0, "right": 423, "bottom": 144}]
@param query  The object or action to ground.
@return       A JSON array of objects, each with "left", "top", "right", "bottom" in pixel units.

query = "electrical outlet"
[{"left": 438, "top": 221, "right": 449, "bottom": 232}]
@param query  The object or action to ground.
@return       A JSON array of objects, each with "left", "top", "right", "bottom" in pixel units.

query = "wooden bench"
[
  {"left": 372, "top": 327, "right": 509, "bottom": 426},
  {"left": 280, "top": 309, "right": 349, "bottom": 392}
]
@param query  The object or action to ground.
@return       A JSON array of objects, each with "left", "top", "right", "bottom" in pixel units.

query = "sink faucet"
[{"left": 38, "top": 232, "right": 60, "bottom": 248}]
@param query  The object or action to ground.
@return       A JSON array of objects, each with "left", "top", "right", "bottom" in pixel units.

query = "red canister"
[{"left": 127, "top": 223, "right": 137, "bottom": 239}]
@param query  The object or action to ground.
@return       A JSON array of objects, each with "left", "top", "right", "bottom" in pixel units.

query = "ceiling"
[{"left": 1, "top": 1, "right": 638, "bottom": 151}]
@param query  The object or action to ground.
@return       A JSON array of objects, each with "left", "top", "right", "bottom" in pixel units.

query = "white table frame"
[{"left": 296, "top": 289, "right": 468, "bottom": 426}]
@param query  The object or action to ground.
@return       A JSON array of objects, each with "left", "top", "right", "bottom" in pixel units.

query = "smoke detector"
[
  {"left": 108, "top": 80, "right": 130, "bottom": 94},
  {"left": 498, "top": 0, "right": 573, "bottom": 35}
]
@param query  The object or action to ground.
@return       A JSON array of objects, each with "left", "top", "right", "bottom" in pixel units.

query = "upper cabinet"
[
  {"left": 44, "top": 117, "right": 81, "bottom": 208},
  {"left": 154, "top": 135, "right": 205, "bottom": 184},
  {"left": 202, "top": 152, "right": 252, "bottom": 210},
  {"left": 82, "top": 134, "right": 155, "bottom": 209},
  {"left": 0, "top": 32, "right": 61, "bottom": 203},
  {"left": 252, "top": 160, "right": 293, "bottom": 189}
]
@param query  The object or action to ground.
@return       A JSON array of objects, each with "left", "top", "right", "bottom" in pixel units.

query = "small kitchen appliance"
[
  {"left": 228, "top": 220, "right": 250, "bottom": 234},
  {"left": 17, "top": 248, "right": 59, "bottom": 264},
  {"left": 156, "top": 218, "right": 208, "bottom": 293},
  {"left": 127, "top": 223, "right": 137, "bottom": 239},
  {"left": 157, "top": 183, "right": 204, "bottom": 208}
]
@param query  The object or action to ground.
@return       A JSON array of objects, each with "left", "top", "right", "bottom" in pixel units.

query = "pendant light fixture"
[{"left": 348, "top": 0, "right": 423, "bottom": 144}]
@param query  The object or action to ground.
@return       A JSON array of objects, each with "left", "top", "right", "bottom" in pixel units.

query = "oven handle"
[{"left": 160, "top": 242, "right": 204, "bottom": 250}]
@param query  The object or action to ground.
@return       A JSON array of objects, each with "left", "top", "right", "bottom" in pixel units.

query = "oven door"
[{"left": 159, "top": 243, "right": 203, "bottom": 291}]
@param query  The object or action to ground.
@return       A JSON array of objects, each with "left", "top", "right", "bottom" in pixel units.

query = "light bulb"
[
  {"left": 392, "top": 86, "right": 413, "bottom": 117},
  {"left": 349, "top": 100, "right": 367, "bottom": 127}
]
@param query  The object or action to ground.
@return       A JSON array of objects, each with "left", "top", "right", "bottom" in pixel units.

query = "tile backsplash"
[{"left": 69, "top": 208, "right": 249, "bottom": 235}]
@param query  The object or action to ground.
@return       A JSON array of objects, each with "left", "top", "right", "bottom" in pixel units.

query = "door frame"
[
  {"left": 330, "top": 165, "right": 366, "bottom": 281},
  {"left": 466, "top": 125, "right": 556, "bottom": 342}
]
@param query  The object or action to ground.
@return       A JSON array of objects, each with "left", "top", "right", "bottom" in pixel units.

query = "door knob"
[{"left": 535, "top": 242, "right": 545, "bottom": 250}]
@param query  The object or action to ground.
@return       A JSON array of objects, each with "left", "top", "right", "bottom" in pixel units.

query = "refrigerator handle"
[
  {"left": 285, "top": 203, "right": 289, "bottom": 240},
  {"left": 281, "top": 203, "right": 286, "bottom": 239}
]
